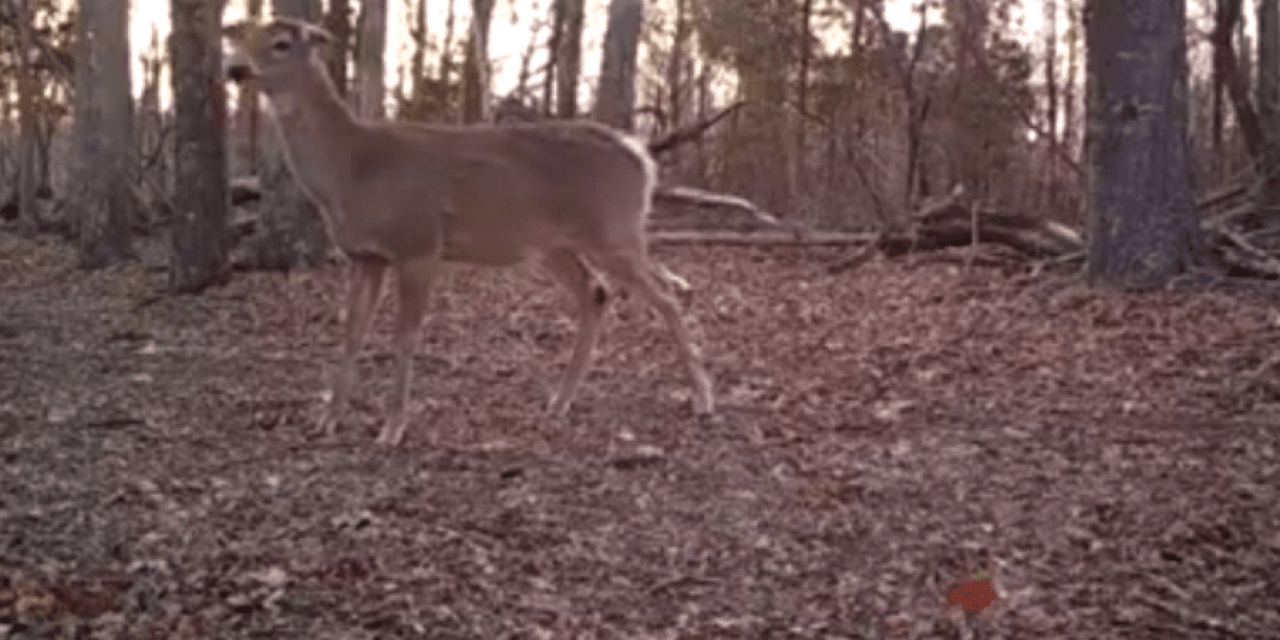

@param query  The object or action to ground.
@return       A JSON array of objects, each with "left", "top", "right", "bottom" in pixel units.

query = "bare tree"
[
  {"left": 73, "top": 0, "right": 134, "bottom": 267},
  {"left": 594, "top": 0, "right": 644, "bottom": 130},
  {"left": 556, "top": 0, "right": 584, "bottom": 118},
  {"left": 236, "top": 0, "right": 264, "bottom": 175},
  {"left": 1257, "top": 0, "right": 1280, "bottom": 206},
  {"left": 462, "top": 0, "right": 495, "bottom": 122},
  {"left": 325, "top": 0, "right": 353, "bottom": 98},
  {"left": 16, "top": 0, "right": 37, "bottom": 234},
  {"left": 1085, "top": 0, "right": 1201, "bottom": 287},
  {"left": 169, "top": 0, "right": 230, "bottom": 293},
  {"left": 356, "top": 0, "right": 387, "bottom": 117}
]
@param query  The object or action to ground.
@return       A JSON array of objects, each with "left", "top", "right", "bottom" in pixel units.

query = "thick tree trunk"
[
  {"left": 556, "top": 0, "right": 585, "bottom": 118},
  {"left": 1084, "top": 0, "right": 1201, "bottom": 288},
  {"left": 16, "top": 0, "right": 37, "bottom": 235},
  {"left": 462, "top": 0, "right": 495, "bottom": 123},
  {"left": 74, "top": 0, "right": 134, "bottom": 268},
  {"left": 169, "top": 0, "right": 230, "bottom": 293},
  {"left": 594, "top": 0, "right": 644, "bottom": 130},
  {"left": 356, "top": 0, "right": 387, "bottom": 118}
]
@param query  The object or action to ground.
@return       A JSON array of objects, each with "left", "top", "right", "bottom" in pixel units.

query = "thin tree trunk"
[
  {"left": 238, "top": 0, "right": 264, "bottom": 175},
  {"left": 1043, "top": 0, "right": 1058, "bottom": 206},
  {"left": 326, "top": 0, "right": 353, "bottom": 99},
  {"left": 1257, "top": 0, "right": 1280, "bottom": 206},
  {"left": 440, "top": 0, "right": 457, "bottom": 89},
  {"left": 410, "top": 0, "right": 428, "bottom": 105},
  {"left": 665, "top": 0, "right": 689, "bottom": 163},
  {"left": 462, "top": 0, "right": 495, "bottom": 122},
  {"left": 796, "top": 0, "right": 813, "bottom": 202},
  {"left": 1085, "top": 0, "right": 1201, "bottom": 288},
  {"left": 556, "top": 0, "right": 584, "bottom": 118},
  {"left": 594, "top": 0, "right": 645, "bottom": 130},
  {"left": 1211, "top": 0, "right": 1265, "bottom": 164},
  {"left": 16, "top": 0, "right": 38, "bottom": 235},
  {"left": 356, "top": 0, "right": 387, "bottom": 118},
  {"left": 169, "top": 0, "right": 230, "bottom": 293},
  {"left": 74, "top": 0, "right": 134, "bottom": 267},
  {"left": 544, "top": 0, "right": 563, "bottom": 116}
]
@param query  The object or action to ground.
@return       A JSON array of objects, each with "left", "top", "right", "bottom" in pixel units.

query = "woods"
[{"left": 5, "top": 1, "right": 1280, "bottom": 287}]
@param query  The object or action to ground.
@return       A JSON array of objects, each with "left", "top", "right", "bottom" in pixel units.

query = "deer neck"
[{"left": 262, "top": 69, "right": 361, "bottom": 209}]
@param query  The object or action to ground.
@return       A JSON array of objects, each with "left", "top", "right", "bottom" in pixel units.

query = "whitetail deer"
[{"left": 223, "top": 18, "right": 714, "bottom": 446}]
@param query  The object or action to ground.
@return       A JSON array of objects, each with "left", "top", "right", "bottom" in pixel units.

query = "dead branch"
[
  {"left": 653, "top": 185, "right": 781, "bottom": 227},
  {"left": 646, "top": 101, "right": 744, "bottom": 157},
  {"left": 651, "top": 230, "right": 876, "bottom": 246}
]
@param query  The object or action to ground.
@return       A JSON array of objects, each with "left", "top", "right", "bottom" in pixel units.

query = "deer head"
[{"left": 223, "top": 19, "right": 332, "bottom": 95}]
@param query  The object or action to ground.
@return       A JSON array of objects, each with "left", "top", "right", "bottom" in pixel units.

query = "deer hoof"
[
  {"left": 374, "top": 423, "right": 407, "bottom": 447},
  {"left": 545, "top": 392, "right": 574, "bottom": 417},
  {"left": 313, "top": 413, "right": 340, "bottom": 438},
  {"left": 692, "top": 395, "right": 715, "bottom": 416}
]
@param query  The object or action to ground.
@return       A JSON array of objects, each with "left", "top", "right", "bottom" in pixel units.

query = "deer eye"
[{"left": 270, "top": 38, "right": 291, "bottom": 53}]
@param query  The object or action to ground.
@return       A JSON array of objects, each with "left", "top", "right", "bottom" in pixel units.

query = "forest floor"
[{"left": 2, "top": 231, "right": 1280, "bottom": 639}]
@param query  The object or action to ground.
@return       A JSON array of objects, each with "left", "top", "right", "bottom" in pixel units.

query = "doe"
[{"left": 222, "top": 18, "right": 715, "bottom": 446}]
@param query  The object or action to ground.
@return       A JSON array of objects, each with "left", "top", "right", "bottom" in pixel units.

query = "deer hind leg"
[
  {"left": 596, "top": 251, "right": 715, "bottom": 416},
  {"left": 318, "top": 257, "right": 387, "bottom": 437},
  {"left": 543, "top": 249, "right": 609, "bottom": 416},
  {"left": 375, "top": 255, "right": 440, "bottom": 447}
]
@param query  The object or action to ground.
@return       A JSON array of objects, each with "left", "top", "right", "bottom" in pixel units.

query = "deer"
[{"left": 222, "top": 18, "right": 715, "bottom": 447}]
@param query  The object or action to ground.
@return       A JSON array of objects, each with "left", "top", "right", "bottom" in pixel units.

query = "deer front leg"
[
  {"left": 375, "top": 256, "right": 439, "bottom": 447},
  {"left": 317, "top": 257, "right": 386, "bottom": 437}
]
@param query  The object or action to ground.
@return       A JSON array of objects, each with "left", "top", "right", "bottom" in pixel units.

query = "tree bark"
[
  {"left": 1257, "top": 0, "right": 1280, "bottom": 206},
  {"left": 326, "top": 0, "right": 353, "bottom": 99},
  {"left": 169, "top": 0, "right": 230, "bottom": 293},
  {"left": 593, "top": 0, "right": 644, "bottom": 130},
  {"left": 16, "top": 0, "right": 38, "bottom": 235},
  {"left": 556, "top": 0, "right": 585, "bottom": 118},
  {"left": 462, "top": 0, "right": 495, "bottom": 123},
  {"left": 1084, "top": 0, "right": 1201, "bottom": 288},
  {"left": 74, "top": 0, "right": 134, "bottom": 268},
  {"left": 356, "top": 0, "right": 387, "bottom": 118}
]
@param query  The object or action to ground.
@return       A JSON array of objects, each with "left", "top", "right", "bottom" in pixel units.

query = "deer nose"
[{"left": 227, "top": 64, "right": 255, "bottom": 83}]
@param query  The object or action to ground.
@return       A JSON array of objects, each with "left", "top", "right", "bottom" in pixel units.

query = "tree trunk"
[
  {"left": 664, "top": 0, "right": 689, "bottom": 164},
  {"left": 409, "top": 0, "right": 428, "bottom": 106},
  {"left": 169, "top": 0, "right": 230, "bottom": 293},
  {"left": 1257, "top": 0, "right": 1280, "bottom": 207},
  {"left": 326, "top": 0, "right": 353, "bottom": 99},
  {"left": 237, "top": 0, "right": 264, "bottom": 176},
  {"left": 556, "top": 0, "right": 585, "bottom": 118},
  {"left": 594, "top": 0, "right": 644, "bottom": 130},
  {"left": 356, "top": 0, "right": 387, "bottom": 118},
  {"left": 16, "top": 0, "right": 38, "bottom": 235},
  {"left": 251, "top": 0, "right": 329, "bottom": 270},
  {"left": 74, "top": 0, "right": 134, "bottom": 268},
  {"left": 1084, "top": 0, "right": 1201, "bottom": 288},
  {"left": 462, "top": 0, "right": 495, "bottom": 123}
]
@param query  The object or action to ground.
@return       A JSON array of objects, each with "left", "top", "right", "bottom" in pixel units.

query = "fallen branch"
[
  {"left": 651, "top": 230, "right": 875, "bottom": 246},
  {"left": 653, "top": 185, "right": 781, "bottom": 226}
]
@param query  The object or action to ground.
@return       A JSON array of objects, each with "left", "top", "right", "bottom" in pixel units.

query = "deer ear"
[{"left": 301, "top": 24, "right": 333, "bottom": 47}]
